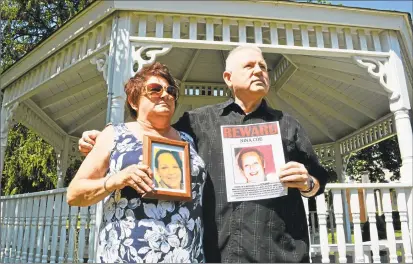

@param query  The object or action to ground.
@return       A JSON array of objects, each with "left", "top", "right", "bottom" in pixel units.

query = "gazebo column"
[
  {"left": 105, "top": 14, "right": 131, "bottom": 124},
  {"left": 387, "top": 33, "right": 413, "bottom": 244},
  {"left": 56, "top": 136, "right": 70, "bottom": 188},
  {"left": 0, "top": 100, "right": 19, "bottom": 191},
  {"left": 355, "top": 30, "right": 413, "bottom": 242}
]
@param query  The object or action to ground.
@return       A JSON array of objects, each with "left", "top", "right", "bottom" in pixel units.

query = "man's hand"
[
  {"left": 78, "top": 130, "right": 101, "bottom": 156},
  {"left": 279, "top": 161, "right": 313, "bottom": 192}
]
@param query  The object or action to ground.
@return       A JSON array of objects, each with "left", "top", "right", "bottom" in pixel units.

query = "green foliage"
[
  {"left": 2, "top": 123, "right": 57, "bottom": 195},
  {"left": 346, "top": 136, "right": 401, "bottom": 183},
  {"left": 1, "top": 0, "right": 94, "bottom": 71},
  {"left": 1, "top": 123, "right": 83, "bottom": 195}
]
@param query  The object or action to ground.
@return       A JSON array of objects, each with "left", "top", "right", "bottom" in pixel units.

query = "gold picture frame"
[{"left": 143, "top": 135, "right": 192, "bottom": 201}]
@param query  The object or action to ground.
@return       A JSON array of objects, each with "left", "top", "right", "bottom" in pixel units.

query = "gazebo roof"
[{"left": 1, "top": 0, "right": 412, "bottom": 149}]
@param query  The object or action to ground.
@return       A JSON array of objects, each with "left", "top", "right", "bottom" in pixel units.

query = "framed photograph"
[{"left": 143, "top": 134, "right": 192, "bottom": 201}]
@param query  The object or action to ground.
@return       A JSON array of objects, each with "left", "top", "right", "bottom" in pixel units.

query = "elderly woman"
[{"left": 67, "top": 62, "right": 206, "bottom": 263}]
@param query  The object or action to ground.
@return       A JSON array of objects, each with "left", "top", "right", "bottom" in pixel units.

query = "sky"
[{"left": 330, "top": 1, "right": 412, "bottom": 16}]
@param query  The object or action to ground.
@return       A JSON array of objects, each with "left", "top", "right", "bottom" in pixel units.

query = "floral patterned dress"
[{"left": 97, "top": 124, "right": 206, "bottom": 263}]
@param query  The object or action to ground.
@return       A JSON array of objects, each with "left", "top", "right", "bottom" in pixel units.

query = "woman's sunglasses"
[{"left": 143, "top": 83, "right": 179, "bottom": 101}]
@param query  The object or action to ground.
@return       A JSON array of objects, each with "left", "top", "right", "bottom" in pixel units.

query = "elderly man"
[{"left": 79, "top": 45, "right": 329, "bottom": 262}]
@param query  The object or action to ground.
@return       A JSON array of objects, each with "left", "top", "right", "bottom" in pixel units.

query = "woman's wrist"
[{"left": 104, "top": 175, "right": 115, "bottom": 193}]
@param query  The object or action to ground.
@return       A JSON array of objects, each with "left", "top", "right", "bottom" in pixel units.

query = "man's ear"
[{"left": 223, "top": 71, "right": 232, "bottom": 88}]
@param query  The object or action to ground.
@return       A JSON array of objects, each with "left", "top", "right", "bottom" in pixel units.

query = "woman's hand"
[{"left": 106, "top": 164, "right": 154, "bottom": 194}]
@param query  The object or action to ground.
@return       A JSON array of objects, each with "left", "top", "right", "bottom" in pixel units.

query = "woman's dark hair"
[
  {"left": 154, "top": 149, "right": 183, "bottom": 170},
  {"left": 124, "top": 62, "right": 178, "bottom": 119}
]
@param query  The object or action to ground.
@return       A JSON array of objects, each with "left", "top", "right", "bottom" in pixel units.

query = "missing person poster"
[{"left": 221, "top": 121, "right": 288, "bottom": 202}]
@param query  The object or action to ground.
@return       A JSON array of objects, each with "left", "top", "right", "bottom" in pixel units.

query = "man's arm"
[{"left": 79, "top": 130, "right": 101, "bottom": 156}]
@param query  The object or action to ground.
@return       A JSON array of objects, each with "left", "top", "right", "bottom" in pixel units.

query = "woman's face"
[
  {"left": 134, "top": 76, "right": 176, "bottom": 119},
  {"left": 156, "top": 152, "right": 182, "bottom": 189}
]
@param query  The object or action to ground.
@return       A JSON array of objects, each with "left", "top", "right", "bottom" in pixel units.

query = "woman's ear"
[{"left": 128, "top": 98, "right": 139, "bottom": 112}]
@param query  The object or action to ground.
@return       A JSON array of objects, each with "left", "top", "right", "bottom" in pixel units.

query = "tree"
[
  {"left": 2, "top": 123, "right": 57, "bottom": 195},
  {"left": 1, "top": 0, "right": 94, "bottom": 71},
  {"left": 346, "top": 136, "right": 401, "bottom": 183}
]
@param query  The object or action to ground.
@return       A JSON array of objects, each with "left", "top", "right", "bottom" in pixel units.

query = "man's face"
[
  {"left": 156, "top": 152, "right": 182, "bottom": 189},
  {"left": 226, "top": 49, "right": 270, "bottom": 97},
  {"left": 240, "top": 151, "right": 266, "bottom": 183}
]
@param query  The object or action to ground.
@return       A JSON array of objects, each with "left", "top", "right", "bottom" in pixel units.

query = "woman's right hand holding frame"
[{"left": 105, "top": 164, "right": 154, "bottom": 194}]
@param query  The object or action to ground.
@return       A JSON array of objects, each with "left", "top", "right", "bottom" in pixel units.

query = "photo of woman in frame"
[{"left": 153, "top": 148, "right": 184, "bottom": 191}]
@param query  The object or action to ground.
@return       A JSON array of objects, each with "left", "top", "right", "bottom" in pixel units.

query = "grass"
[{"left": 324, "top": 229, "right": 404, "bottom": 257}]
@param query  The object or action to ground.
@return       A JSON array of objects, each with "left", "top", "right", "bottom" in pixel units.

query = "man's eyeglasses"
[{"left": 143, "top": 83, "right": 179, "bottom": 101}]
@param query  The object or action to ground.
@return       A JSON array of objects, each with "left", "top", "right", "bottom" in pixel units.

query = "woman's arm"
[
  {"left": 67, "top": 126, "right": 155, "bottom": 207},
  {"left": 67, "top": 126, "right": 114, "bottom": 206}
]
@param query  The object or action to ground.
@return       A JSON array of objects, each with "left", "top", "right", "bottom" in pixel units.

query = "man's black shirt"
[{"left": 174, "top": 98, "right": 329, "bottom": 263}]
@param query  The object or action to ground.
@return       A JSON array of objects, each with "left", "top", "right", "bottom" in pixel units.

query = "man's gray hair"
[{"left": 225, "top": 45, "right": 263, "bottom": 71}]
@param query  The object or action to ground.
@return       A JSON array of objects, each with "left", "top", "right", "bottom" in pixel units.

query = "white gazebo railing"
[
  {"left": 1, "top": 183, "right": 412, "bottom": 263},
  {"left": 0, "top": 189, "right": 97, "bottom": 263}
]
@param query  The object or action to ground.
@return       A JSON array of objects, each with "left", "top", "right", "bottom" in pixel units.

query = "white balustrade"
[
  {"left": 313, "top": 143, "right": 335, "bottom": 162},
  {"left": 129, "top": 12, "right": 388, "bottom": 53},
  {"left": 1, "top": 183, "right": 412, "bottom": 263},
  {"left": 304, "top": 183, "right": 412, "bottom": 263},
  {"left": 0, "top": 190, "right": 97, "bottom": 263},
  {"left": 184, "top": 82, "right": 231, "bottom": 97}
]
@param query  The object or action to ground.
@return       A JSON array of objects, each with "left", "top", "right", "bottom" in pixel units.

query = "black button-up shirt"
[{"left": 174, "top": 98, "right": 329, "bottom": 263}]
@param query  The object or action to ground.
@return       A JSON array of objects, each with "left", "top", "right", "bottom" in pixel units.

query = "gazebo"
[{"left": 1, "top": 1, "right": 412, "bottom": 263}]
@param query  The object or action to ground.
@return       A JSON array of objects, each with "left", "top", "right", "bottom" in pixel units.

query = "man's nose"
[{"left": 253, "top": 64, "right": 263, "bottom": 75}]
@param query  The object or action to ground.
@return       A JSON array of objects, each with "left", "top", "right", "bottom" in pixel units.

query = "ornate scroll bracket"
[
  {"left": 353, "top": 56, "right": 400, "bottom": 102},
  {"left": 90, "top": 50, "right": 109, "bottom": 81},
  {"left": 129, "top": 43, "right": 172, "bottom": 81}
]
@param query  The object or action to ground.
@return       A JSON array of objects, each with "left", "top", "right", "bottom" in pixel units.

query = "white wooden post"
[
  {"left": 50, "top": 193, "right": 63, "bottom": 263},
  {"left": 56, "top": 137, "right": 70, "bottom": 188},
  {"left": 67, "top": 206, "right": 79, "bottom": 263},
  {"left": 21, "top": 198, "right": 34, "bottom": 263},
  {"left": 10, "top": 198, "right": 21, "bottom": 262},
  {"left": 28, "top": 197, "right": 40, "bottom": 263},
  {"left": 58, "top": 196, "right": 70, "bottom": 263},
  {"left": 15, "top": 198, "right": 27, "bottom": 263},
  {"left": 349, "top": 189, "right": 364, "bottom": 263},
  {"left": 365, "top": 189, "right": 381, "bottom": 263},
  {"left": 35, "top": 195, "right": 47, "bottom": 263},
  {"left": 386, "top": 31, "right": 413, "bottom": 244},
  {"left": 334, "top": 143, "right": 352, "bottom": 243},
  {"left": 0, "top": 101, "right": 19, "bottom": 194},
  {"left": 107, "top": 13, "right": 131, "bottom": 124},
  {"left": 382, "top": 189, "right": 398, "bottom": 263},
  {"left": 332, "top": 190, "right": 347, "bottom": 263},
  {"left": 316, "top": 193, "right": 330, "bottom": 263},
  {"left": 76, "top": 207, "right": 88, "bottom": 263},
  {"left": 396, "top": 189, "right": 413, "bottom": 263},
  {"left": 87, "top": 205, "right": 97, "bottom": 263},
  {"left": 41, "top": 194, "right": 55, "bottom": 263}
]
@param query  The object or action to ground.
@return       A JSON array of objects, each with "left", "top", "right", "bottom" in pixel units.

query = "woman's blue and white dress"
[{"left": 97, "top": 124, "right": 206, "bottom": 263}]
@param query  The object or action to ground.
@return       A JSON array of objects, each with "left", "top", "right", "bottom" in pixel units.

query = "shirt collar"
[{"left": 218, "top": 97, "right": 281, "bottom": 118}]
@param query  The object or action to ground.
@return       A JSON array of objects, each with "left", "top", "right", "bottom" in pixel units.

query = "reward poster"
[{"left": 221, "top": 121, "right": 288, "bottom": 202}]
